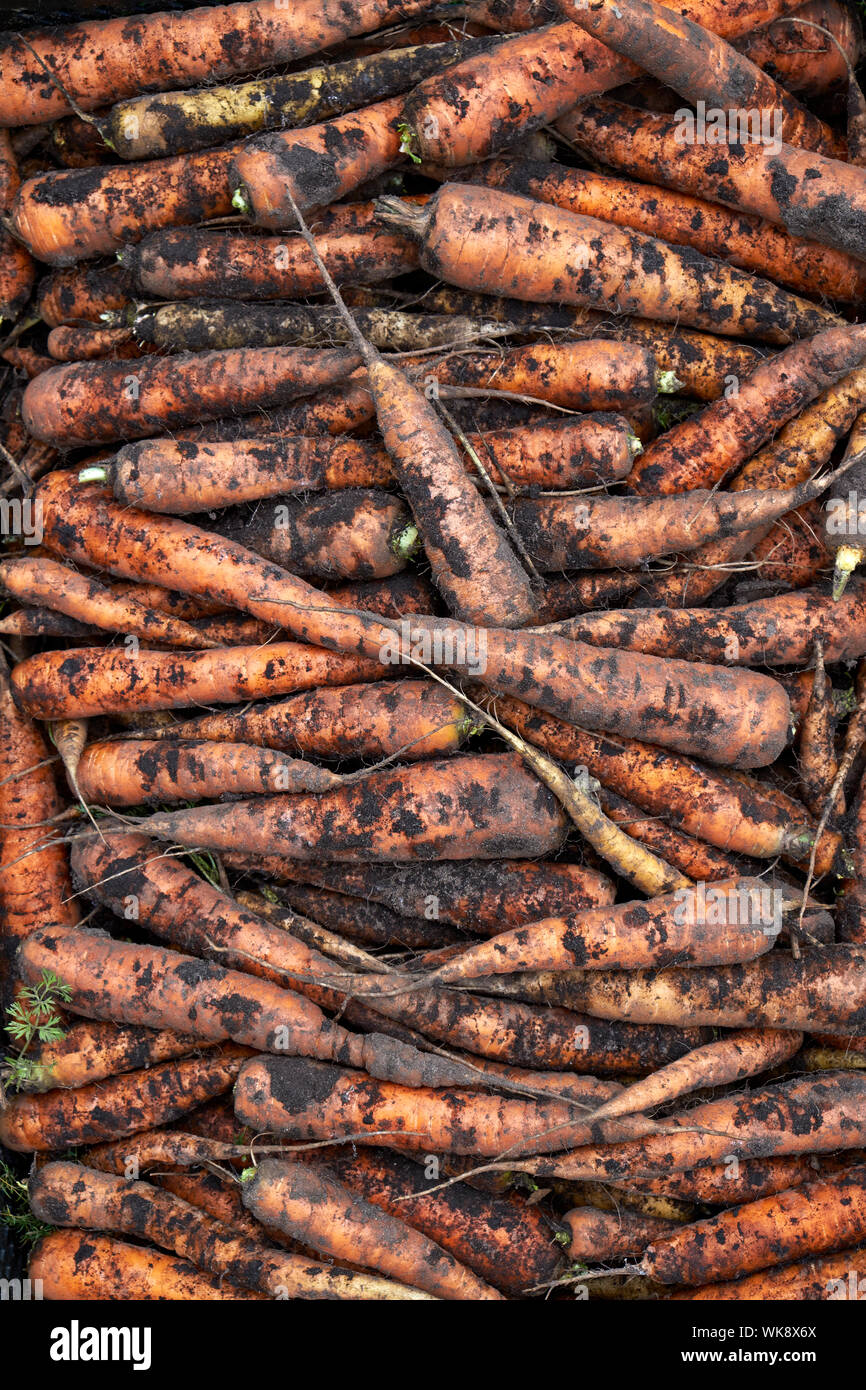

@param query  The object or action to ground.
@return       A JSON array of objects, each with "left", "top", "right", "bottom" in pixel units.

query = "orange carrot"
[{"left": 29, "top": 1229, "right": 264, "bottom": 1300}]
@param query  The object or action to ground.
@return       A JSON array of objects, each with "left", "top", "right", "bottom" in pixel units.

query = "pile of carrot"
[{"left": 3, "top": 0, "right": 866, "bottom": 1309}]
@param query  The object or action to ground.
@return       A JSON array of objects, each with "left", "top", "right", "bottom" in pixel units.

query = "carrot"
[
  {"left": 10, "top": 144, "right": 246, "bottom": 267},
  {"left": 464, "top": 155, "right": 866, "bottom": 305},
  {"left": 543, "top": 581, "right": 866, "bottom": 668},
  {"left": 0, "top": 555, "right": 218, "bottom": 649},
  {"left": 28, "top": 1229, "right": 264, "bottom": 1301},
  {"left": 563, "top": 1206, "right": 678, "bottom": 1263},
  {"left": 673, "top": 1244, "right": 866, "bottom": 1299},
  {"left": 0, "top": 655, "right": 78, "bottom": 987},
  {"left": 0, "top": 0, "right": 437, "bottom": 124},
  {"left": 22, "top": 344, "right": 358, "bottom": 447},
  {"left": 636, "top": 362, "right": 866, "bottom": 606},
  {"left": 507, "top": 1072, "right": 866, "bottom": 1182},
  {"left": 36, "top": 260, "right": 139, "bottom": 325},
  {"left": 510, "top": 462, "right": 851, "bottom": 572},
  {"left": 220, "top": 857, "right": 616, "bottom": 933},
  {"left": 30, "top": 1161, "right": 430, "bottom": 1300},
  {"left": 11, "top": 642, "right": 387, "bottom": 720},
  {"left": 108, "top": 36, "right": 495, "bottom": 160},
  {"left": 467, "top": 0, "right": 812, "bottom": 36},
  {"left": 18, "top": 1020, "right": 208, "bottom": 1093},
  {"left": 132, "top": 752, "right": 569, "bottom": 861},
  {"left": 240, "top": 1159, "right": 501, "bottom": 1299},
  {"left": 736, "top": 0, "right": 861, "bottom": 95},
  {"left": 214, "top": 489, "right": 417, "bottom": 580},
  {"left": 231, "top": 97, "right": 406, "bottom": 229},
  {"left": 74, "top": 739, "right": 342, "bottom": 806},
  {"left": 102, "top": 415, "right": 637, "bottom": 514},
  {"left": 643, "top": 1165, "right": 866, "bottom": 1285},
  {"left": 558, "top": 97, "right": 866, "bottom": 261},
  {"left": 589, "top": 1029, "right": 803, "bottom": 1122},
  {"left": 629, "top": 321, "right": 866, "bottom": 494},
  {"left": 47, "top": 324, "right": 141, "bottom": 362},
  {"left": 559, "top": 0, "right": 842, "bottom": 156},
  {"left": 120, "top": 679, "right": 472, "bottom": 763},
  {"left": 592, "top": 790, "right": 743, "bottom": 883},
  {"left": 0, "top": 130, "right": 36, "bottom": 321},
  {"left": 127, "top": 301, "right": 497, "bottom": 355},
  {"left": 326, "top": 572, "right": 440, "bottom": 619},
  {"left": 327, "top": 1145, "right": 563, "bottom": 1295},
  {"left": 123, "top": 218, "right": 418, "bottom": 302},
  {"left": 410, "top": 338, "right": 668, "bottom": 411},
  {"left": 797, "top": 642, "right": 839, "bottom": 815},
  {"left": 234, "top": 1056, "right": 658, "bottom": 1158},
  {"left": 31, "top": 472, "right": 793, "bottom": 767},
  {"left": 152, "top": 1169, "right": 300, "bottom": 1250},
  {"left": 261, "top": 883, "right": 462, "bottom": 952},
  {"left": 0, "top": 1047, "right": 249, "bottom": 1152},
  {"left": 377, "top": 183, "right": 837, "bottom": 343},
  {"left": 482, "top": 694, "right": 826, "bottom": 866},
  {"left": 523, "top": 945, "right": 866, "bottom": 1033},
  {"left": 399, "top": 22, "right": 636, "bottom": 167},
  {"left": 16, "top": 922, "right": 515, "bottom": 1090},
  {"left": 0, "top": 609, "right": 99, "bottom": 640},
  {"left": 823, "top": 412, "right": 866, "bottom": 597},
  {"left": 425, "top": 879, "right": 783, "bottom": 984}
]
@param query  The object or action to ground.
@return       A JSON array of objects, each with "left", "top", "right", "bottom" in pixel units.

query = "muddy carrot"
[{"left": 29, "top": 1230, "right": 265, "bottom": 1300}]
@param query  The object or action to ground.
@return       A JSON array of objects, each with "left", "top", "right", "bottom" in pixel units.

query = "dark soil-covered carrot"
[
  {"left": 133, "top": 752, "right": 568, "bottom": 861},
  {"left": 645, "top": 1165, "right": 866, "bottom": 1285},
  {"left": 127, "top": 301, "right": 492, "bottom": 354},
  {"left": 30, "top": 1161, "right": 430, "bottom": 1300},
  {"left": 231, "top": 96, "right": 405, "bottom": 229},
  {"left": 29, "top": 1229, "right": 265, "bottom": 1301},
  {"left": 673, "top": 1244, "right": 866, "bottom": 1299},
  {"left": 22, "top": 344, "right": 359, "bottom": 447},
  {"left": 19, "top": 1020, "right": 208, "bottom": 1093},
  {"left": 376, "top": 182, "right": 837, "bottom": 341},
  {"left": 0, "top": 1047, "right": 249, "bottom": 1152},
  {"left": 0, "top": 130, "right": 36, "bottom": 321},
  {"left": 263, "top": 881, "right": 464, "bottom": 951},
  {"left": 108, "top": 36, "right": 496, "bottom": 160},
  {"left": 10, "top": 641, "right": 389, "bottom": 720},
  {"left": 522, "top": 945, "right": 866, "bottom": 1033},
  {"left": 213, "top": 490, "right": 416, "bottom": 581},
  {"left": 220, "top": 857, "right": 616, "bottom": 933},
  {"left": 627, "top": 320, "right": 866, "bottom": 494},
  {"left": 104, "top": 414, "right": 637, "bottom": 514},
  {"left": 31, "top": 472, "right": 792, "bottom": 767},
  {"left": 0, "top": 656, "right": 78, "bottom": 984},
  {"left": 123, "top": 219, "right": 418, "bottom": 302},
  {"left": 542, "top": 581, "right": 866, "bottom": 667},
  {"left": 0, "top": 609, "right": 100, "bottom": 640},
  {"left": 241, "top": 1159, "right": 502, "bottom": 1298},
  {"left": 590, "top": 1029, "right": 803, "bottom": 1121},
  {"left": 510, "top": 463, "right": 849, "bottom": 572},
  {"left": 558, "top": 97, "right": 866, "bottom": 261},
  {"left": 325, "top": 572, "right": 440, "bottom": 620},
  {"left": 122, "top": 679, "right": 471, "bottom": 763},
  {"left": 798, "top": 642, "right": 838, "bottom": 814},
  {"left": 425, "top": 879, "right": 780, "bottom": 983},
  {"left": 74, "top": 739, "right": 341, "bottom": 806},
  {"left": 0, "top": 555, "right": 217, "bottom": 649},
  {"left": 0, "top": 0, "right": 437, "bottom": 124},
  {"left": 560, "top": 0, "right": 842, "bottom": 156},
  {"left": 327, "top": 1146, "right": 563, "bottom": 1295},
  {"left": 464, "top": 155, "right": 866, "bottom": 306}
]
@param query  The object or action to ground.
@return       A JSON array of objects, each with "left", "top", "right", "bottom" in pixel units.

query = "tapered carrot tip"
[{"left": 833, "top": 545, "right": 863, "bottom": 599}]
